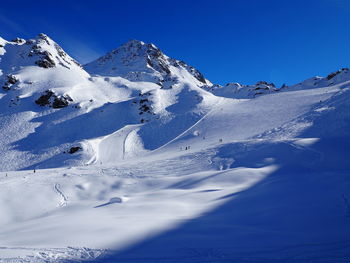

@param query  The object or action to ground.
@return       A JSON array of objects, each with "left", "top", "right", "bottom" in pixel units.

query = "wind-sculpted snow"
[{"left": 0, "top": 34, "right": 350, "bottom": 262}]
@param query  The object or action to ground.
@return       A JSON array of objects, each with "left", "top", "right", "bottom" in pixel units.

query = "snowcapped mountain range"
[
  {"left": 1, "top": 33, "right": 349, "bottom": 171},
  {"left": 0, "top": 34, "right": 218, "bottom": 170},
  {"left": 1, "top": 34, "right": 350, "bottom": 262}
]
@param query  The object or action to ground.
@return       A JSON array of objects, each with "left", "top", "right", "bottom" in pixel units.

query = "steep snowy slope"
[
  {"left": 1, "top": 34, "right": 350, "bottom": 262},
  {"left": 0, "top": 35, "right": 219, "bottom": 171},
  {"left": 1, "top": 77, "right": 350, "bottom": 262},
  {"left": 0, "top": 34, "right": 133, "bottom": 170}
]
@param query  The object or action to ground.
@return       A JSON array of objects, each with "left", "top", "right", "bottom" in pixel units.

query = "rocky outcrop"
[
  {"left": 35, "top": 90, "right": 73, "bottom": 108},
  {"left": 2, "top": 75, "right": 18, "bottom": 90},
  {"left": 11, "top": 37, "right": 26, "bottom": 44},
  {"left": 34, "top": 50, "right": 56, "bottom": 68},
  {"left": 327, "top": 68, "right": 349, "bottom": 80},
  {"left": 68, "top": 146, "right": 82, "bottom": 154},
  {"left": 131, "top": 91, "right": 154, "bottom": 123}
]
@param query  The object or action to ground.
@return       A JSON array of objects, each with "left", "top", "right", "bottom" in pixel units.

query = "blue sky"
[{"left": 1, "top": 0, "right": 349, "bottom": 86}]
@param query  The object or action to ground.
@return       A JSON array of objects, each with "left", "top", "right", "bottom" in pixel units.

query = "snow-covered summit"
[
  {"left": 84, "top": 39, "right": 211, "bottom": 87},
  {"left": 0, "top": 33, "right": 95, "bottom": 113},
  {"left": 0, "top": 33, "right": 81, "bottom": 73},
  {"left": 0, "top": 34, "right": 219, "bottom": 171}
]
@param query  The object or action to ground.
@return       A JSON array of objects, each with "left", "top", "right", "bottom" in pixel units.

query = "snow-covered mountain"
[
  {"left": 0, "top": 35, "right": 219, "bottom": 171},
  {"left": 1, "top": 34, "right": 350, "bottom": 262},
  {"left": 84, "top": 39, "right": 211, "bottom": 86}
]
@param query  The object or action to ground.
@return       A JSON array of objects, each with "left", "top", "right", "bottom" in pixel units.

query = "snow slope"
[
  {"left": 0, "top": 34, "right": 350, "bottom": 262},
  {"left": 0, "top": 36, "right": 218, "bottom": 171}
]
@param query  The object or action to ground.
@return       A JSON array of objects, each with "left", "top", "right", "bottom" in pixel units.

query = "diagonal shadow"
[{"left": 80, "top": 136, "right": 350, "bottom": 262}]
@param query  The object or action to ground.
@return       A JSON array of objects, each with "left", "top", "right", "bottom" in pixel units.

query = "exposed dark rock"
[
  {"left": 158, "top": 62, "right": 171, "bottom": 74},
  {"left": 146, "top": 44, "right": 162, "bottom": 58},
  {"left": 35, "top": 90, "right": 55, "bottom": 106},
  {"left": 146, "top": 58, "right": 154, "bottom": 68},
  {"left": 256, "top": 81, "right": 276, "bottom": 87},
  {"left": 11, "top": 38, "right": 26, "bottom": 44},
  {"left": 139, "top": 104, "right": 150, "bottom": 112},
  {"left": 68, "top": 146, "right": 82, "bottom": 154},
  {"left": 7, "top": 75, "right": 18, "bottom": 85},
  {"left": 30, "top": 43, "right": 56, "bottom": 68},
  {"left": 327, "top": 72, "right": 337, "bottom": 80},
  {"left": 193, "top": 71, "right": 206, "bottom": 83},
  {"left": 2, "top": 75, "right": 19, "bottom": 91},
  {"left": 134, "top": 92, "right": 154, "bottom": 118},
  {"left": 2, "top": 84, "right": 10, "bottom": 91},
  {"left": 25, "top": 39, "right": 35, "bottom": 45},
  {"left": 35, "top": 90, "right": 73, "bottom": 108},
  {"left": 327, "top": 68, "right": 349, "bottom": 80},
  {"left": 35, "top": 54, "right": 56, "bottom": 68},
  {"left": 37, "top": 33, "right": 51, "bottom": 45},
  {"left": 254, "top": 86, "right": 270, "bottom": 90},
  {"left": 52, "top": 96, "right": 70, "bottom": 108}
]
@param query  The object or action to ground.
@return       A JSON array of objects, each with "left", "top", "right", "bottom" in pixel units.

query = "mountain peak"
[
  {"left": 37, "top": 33, "right": 49, "bottom": 39},
  {"left": 122, "top": 39, "right": 146, "bottom": 47},
  {"left": 84, "top": 40, "right": 209, "bottom": 86},
  {"left": 0, "top": 33, "right": 81, "bottom": 73},
  {"left": 109, "top": 39, "right": 164, "bottom": 61}
]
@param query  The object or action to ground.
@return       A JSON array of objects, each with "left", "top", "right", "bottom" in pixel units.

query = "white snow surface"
[{"left": 0, "top": 34, "right": 350, "bottom": 262}]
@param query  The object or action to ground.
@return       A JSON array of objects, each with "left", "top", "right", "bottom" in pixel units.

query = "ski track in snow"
[{"left": 54, "top": 183, "right": 68, "bottom": 207}]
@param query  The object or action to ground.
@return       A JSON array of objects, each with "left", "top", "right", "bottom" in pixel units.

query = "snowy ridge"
[
  {"left": 0, "top": 34, "right": 350, "bottom": 262},
  {"left": 280, "top": 68, "right": 350, "bottom": 91},
  {"left": 207, "top": 81, "right": 278, "bottom": 99}
]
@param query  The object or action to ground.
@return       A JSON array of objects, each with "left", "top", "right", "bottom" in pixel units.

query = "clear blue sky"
[{"left": 1, "top": 0, "right": 349, "bottom": 87}]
